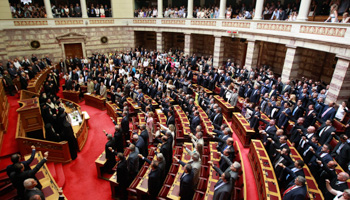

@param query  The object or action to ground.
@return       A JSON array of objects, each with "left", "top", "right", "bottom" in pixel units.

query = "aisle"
[{"left": 61, "top": 101, "right": 114, "bottom": 200}]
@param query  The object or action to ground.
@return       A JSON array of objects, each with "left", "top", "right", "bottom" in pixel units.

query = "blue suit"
[
  {"left": 190, "top": 116, "right": 200, "bottom": 133},
  {"left": 320, "top": 106, "right": 336, "bottom": 122},
  {"left": 283, "top": 185, "right": 307, "bottom": 200},
  {"left": 250, "top": 89, "right": 260, "bottom": 104},
  {"left": 278, "top": 108, "right": 291, "bottom": 128}
]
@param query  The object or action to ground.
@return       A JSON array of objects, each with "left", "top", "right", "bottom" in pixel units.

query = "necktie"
[
  {"left": 214, "top": 181, "right": 225, "bottom": 191},
  {"left": 283, "top": 185, "right": 296, "bottom": 197},
  {"left": 319, "top": 126, "right": 329, "bottom": 137},
  {"left": 292, "top": 107, "right": 298, "bottom": 116},
  {"left": 322, "top": 107, "right": 332, "bottom": 118}
]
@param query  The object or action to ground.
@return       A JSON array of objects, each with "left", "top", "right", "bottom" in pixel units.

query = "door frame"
[{"left": 56, "top": 33, "right": 87, "bottom": 59}]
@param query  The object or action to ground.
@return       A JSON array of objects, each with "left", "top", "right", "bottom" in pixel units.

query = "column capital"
[
  {"left": 247, "top": 39, "right": 256, "bottom": 42},
  {"left": 214, "top": 35, "right": 222, "bottom": 38},
  {"left": 336, "top": 55, "right": 350, "bottom": 61},
  {"left": 285, "top": 45, "right": 297, "bottom": 49}
]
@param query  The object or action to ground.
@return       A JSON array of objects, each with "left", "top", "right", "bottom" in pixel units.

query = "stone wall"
[
  {"left": 298, "top": 48, "right": 335, "bottom": 84},
  {"left": 260, "top": 42, "right": 286, "bottom": 75},
  {"left": 192, "top": 34, "right": 214, "bottom": 58},
  {"left": 222, "top": 37, "right": 247, "bottom": 67},
  {"left": 163, "top": 32, "right": 184, "bottom": 53},
  {"left": 0, "top": 26, "right": 134, "bottom": 66},
  {"left": 134, "top": 31, "right": 156, "bottom": 51}
]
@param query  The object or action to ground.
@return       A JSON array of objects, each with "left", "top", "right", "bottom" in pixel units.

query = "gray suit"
[
  {"left": 100, "top": 85, "right": 107, "bottom": 98},
  {"left": 220, "top": 155, "right": 239, "bottom": 180},
  {"left": 212, "top": 179, "right": 233, "bottom": 200},
  {"left": 127, "top": 148, "right": 139, "bottom": 175},
  {"left": 179, "top": 160, "right": 201, "bottom": 188},
  {"left": 229, "top": 93, "right": 238, "bottom": 107}
]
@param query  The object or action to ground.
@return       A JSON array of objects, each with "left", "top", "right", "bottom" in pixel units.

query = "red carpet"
[
  {"left": 229, "top": 121, "right": 259, "bottom": 200},
  {"left": 0, "top": 95, "right": 20, "bottom": 157},
  {"left": 60, "top": 101, "right": 114, "bottom": 200}
]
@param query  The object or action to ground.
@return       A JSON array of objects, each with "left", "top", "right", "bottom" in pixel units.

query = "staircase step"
[
  {"left": 55, "top": 163, "right": 65, "bottom": 188},
  {"left": 46, "top": 162, "right": 57, "bottom": 181}
]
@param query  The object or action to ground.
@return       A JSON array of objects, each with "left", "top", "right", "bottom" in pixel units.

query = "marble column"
[
  {"left": 156, "top": 32, "right": 164, "bottom": 53},
  {"left": 184, "top": 34, "right": 193, "bottom": 56},
  {"left": 281, "top": 45, "right": 301, "bottom": 83},
  {"left": 245, "top": 40, "right": 260, "bottom": 71},
  {"left": 219, "top": 0, "right": 227, "bottom": 19},
  {"left": 325, "top": 55, "right": 350, "bottom": 104},
  {"left": 296, "top": 0, "right": 312, "bottom": 21},
  {"left": 253, "top": 0, "right": 264, "bottom": 20},
  {"left": 158, "top": 0, "right": 163, "bottom": 18},
  {"left": 44, "top": 0, "right": 53, "bottom": 18},
  {"left": 187, "top": 0, "right": 194, "bottom": 18},
  {"left": 213, "top": 36, "right": 225, "bottom": 69},
  {"left": 80, "top": 0, "right": 88, "bottom": 18},
  {"left": 0, "top": 0, "right": 12, "bottom": 19}
]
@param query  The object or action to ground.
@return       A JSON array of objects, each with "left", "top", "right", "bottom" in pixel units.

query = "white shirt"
[{"left": 335, "top": 105, "right": 347, "bottom": 120}]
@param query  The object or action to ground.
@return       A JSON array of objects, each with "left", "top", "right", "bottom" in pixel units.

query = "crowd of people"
[
  {"left": 10, "top": 3, "right": 112, "bottom": 18},
  {"left": 133, "top": 1, "right": 349, "bottom": 22},
  {"left": 4, "top": 45, "right": 350, "bottom": 199}
]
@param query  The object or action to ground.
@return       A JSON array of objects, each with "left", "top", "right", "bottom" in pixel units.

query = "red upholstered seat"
[{"left": 157, "top": 185, "right": 171, "bottom": 199}]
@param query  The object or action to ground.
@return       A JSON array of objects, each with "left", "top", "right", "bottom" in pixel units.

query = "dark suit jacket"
[
  {"left": 250, "top": 89, "right": 260, "bottom": 104},
  {"left": 212, "top": 113, "right": 223, "bottom": 130},
  {"left": 135, "top": 137, "right": 147, "bottom": 158},
  {"left": 24, "top": 188, "right": 45, "bottom": 200},
  {"left": 114, "top": 130, "right": 124, "bottom": 153},
  {"left": 317, "top": 124, "right": 336, "bottom": 145},
  {"left": 331, "top": 142, "right": 350, "bottom": 170},
  {"left": 7, "top": 149, "right": 35, "bottom": 177},
  {"left": 278, "top": 108, "right": 291, "bottom": 128},
  {"left": 190, "top": 116, "right": 200, "bottom": 133},
  {"left": 148, "top": 168, "right": 162, "bottom": 198},
  {"left": 303, "top": 110, "right": 317, "bottom": 128},
  {"left": 116, "top": 159, "right": 128, "bottom": 187},
  {"left": 11, "top": 159, "right": 47, "bottom": 197},
  {"left": 166, "top": 115, "right": 175, "bottom": 126},
  {"left": 140, "top": 130, "right": 149, "bottom": 146},
  {"left": 121, "top": 116, "right": 129, "bottom": 135},
  {"left": 212, "top": 179, "right": 233, "bottom": 200},
  {"left": 179, "top": 172, "right": 194, "bottom": 200},
  {"left": 282, "top": 185, "right": 307, "bottom": 200},
  {"left": 320, "top": 106, "right": 336, "bottom": 122}
]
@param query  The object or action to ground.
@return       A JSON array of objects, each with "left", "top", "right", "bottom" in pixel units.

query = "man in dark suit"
[
  {"left": 212, "top": 171, "right": 233, "bottom": 200},
  {"left": 250, "top": 85, "right": 260, "bottom": 105},
  {"left": 104, "top": 134, "right": 116, "bottom": 173},
  {"left": 186, "top": 67, "right": 193, "bottom": 81},
  {"left": 179, "top": 164, "right": 194, "bottom": 200},
  {"left": 160, "top": 135, "right": 172, "bottom": 171},
  {"left": 281, "top": 80, "right": 292, "bottom": 94},
  {"left": 127, "top": 144, "right": 139, "bottom": 185},
  {"left": 324, "top": 172, "right": 349, "bottom": 199},
  {"left": 190, "top": 111, "right": 200, "bottom": 133},
  {"left": 273, "top": 147, "right": 293, "bottom": 178},
  {"left": 93, "top": 80, "right": 100, "bottom": 95},
  {"left": 319, "top": 101, "right": 336, "bottom": 123},
  {"left": 110, "top": 124, "right": 124, "bottom": 153},
  {"left": 290, "top": 100, "right": 305, "bottom": 121},
  {"left": 249, "top": 106, "right": 261, "bottom": 134},
  {"left": 278, "top": 102, "right": 292, "bottom": 129},
  {"left": 308, "top": 143, "right": 333, "bottom": 174},
  {"left": 145, "top": 159, "right": 162, "bottom": 199},
  {"left": 132, "top": 134, "right": 147, "bottom": 165},
  {"left": 278, "top": 160, "right": 305, "bottom": 189},
  {"left": 317, "top": 120, "right": 336, "bottom": 145},
  {"left": 121, "top": 111, "right": 129, "bottom": 141},
  {"left": 10, "top": 151, "right": 49, "bottom": 198},
  {"left": 166, "top": 111, "right": 175, "bottom": 127},
  {"left": 331, "top": 134, "right": 350, "bottom": 170},
  {"left": 212, "top": 107, "right": 223, "bottom": 130},
  {"left": 282, "top": 176, "right": 307, "bottom": 200},
  {"left": 303, "top": 104, "right": 317, "bottom": 128},
  {"left": 6, "top": 145, "right": 36, "bottom": 177}
]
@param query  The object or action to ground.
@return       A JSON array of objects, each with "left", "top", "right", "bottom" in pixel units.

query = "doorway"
[{"left": 64, "top": 43, "right": 83, "bottom": 59}]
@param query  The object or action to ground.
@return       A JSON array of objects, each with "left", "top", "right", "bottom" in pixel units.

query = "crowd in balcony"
[
  {"left": 10, "top": 3, "right": 46, "bottom": 18},
  {"left": 10, "top": 2, "right": 112, "bottom": 18},
  {"left": 133, "top": 1, "right": 349, "bottom": 23}
]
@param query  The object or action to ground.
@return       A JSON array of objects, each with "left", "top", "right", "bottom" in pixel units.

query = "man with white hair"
[{"left": 23, "top": 178, "right": 45, "bottom": 200}]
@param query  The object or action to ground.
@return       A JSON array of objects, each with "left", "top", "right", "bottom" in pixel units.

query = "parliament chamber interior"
[{"left": 0, "top": 0, "right": 350, "bottom": 199}]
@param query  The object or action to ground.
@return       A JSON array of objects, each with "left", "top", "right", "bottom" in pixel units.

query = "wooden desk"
[
  {"left": 27, "top": 66, "right": 53, "bottom": 93},
  {"left": 106, "top": 101, "right": 121, "bottom": 121},
  {"left": 214, "top": 95, "right": 235, "bottom": 120},
  {"left": 95, "top": 151, "right": 106, "bottom": 179},
  {"left": 286, "top": 141, "right": 324, "bottom": 200},
  {"left": 84, "top": 93, "right": 106, "bottom": 110},
  {"left": 167, "top": 143, "right": 193, "bottom": 200},
  {"left": 236, "top": 97, "right": 245, "bottom": 112},
  {"left": 204, "top": 141, "right": 220, "bottom": 200},
  {"left": 126, "top": 97, "right": 141, "bottom": 113},
  {"left": 63, "top": 99, "right": 89, "bottom": 151},
  {"left": 173, "top": 105, "right": 191, "bottom": 137},
  {"left": 248, "top": 140, "right": 281, "bottom": 200},
  {"left": 143, "top": 94, "right": 158, "bottom": 107},
  {"left": 17, "top": 97, "right": 43, "bottom": 134},
  {"left": 231, "top": 112, "right": 255, "bottom": 147},
  {"left": 192, "top": 84, "right": 213, "bottom": 95},
  {"left": 62, "top": 90, "right": 81, "bottom": 104},
  {"left": 25, "top": 151, "right": 67, "bottom": 200},
  {"left": 136, "top": 146, "right": 159, "bottom": 195},
  {"left": 155, "top": 109, "right": 167, "bottom": 126}
]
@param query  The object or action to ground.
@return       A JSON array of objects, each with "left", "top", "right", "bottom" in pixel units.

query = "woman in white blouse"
[
  {"left": 335, "top": 101, "right": 348, "bottom": 122},
  {"left": 325, "top": 179, "right": 350, "bottom": 200},
  {"left": 78, "top": 74, "right": 84, "bottom": 85},
  {"left": 99, "top": 5, "right": 105, "bottom": 17}
]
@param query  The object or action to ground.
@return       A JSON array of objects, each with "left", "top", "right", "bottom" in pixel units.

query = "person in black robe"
[
  {"left": 60, "top": 113, "right": 79, "bottom": 160},
  {"left": 45, "top": 123, "right": 61, "bottom": 142}
]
